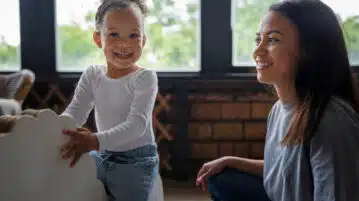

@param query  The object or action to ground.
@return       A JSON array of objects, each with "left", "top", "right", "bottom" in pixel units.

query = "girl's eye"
[
  {"left": 255, "top": 37, "right": 261, "bottom": 45},
  {"left": 129, "top": 33, "right": 139, "bottom": 38},
  {"left": 109, "top": 32, "right": 119, "bottom": 37}
]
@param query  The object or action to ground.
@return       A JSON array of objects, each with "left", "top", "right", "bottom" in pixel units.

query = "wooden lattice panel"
[
  {"left": 153, "top": 93, "right": 174, "bottom": 171},
  {"left": 28, "top": 84, "right": 73, "bottom": 113}
]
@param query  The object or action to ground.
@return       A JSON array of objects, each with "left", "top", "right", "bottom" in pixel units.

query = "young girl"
[
  {"left": 196, "top": 0, "right": 359, "bottom": 201},
  {"left": 60, "top": 0, "right": 159, "bottom": 200}
]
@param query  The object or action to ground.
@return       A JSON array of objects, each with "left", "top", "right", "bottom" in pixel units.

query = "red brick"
[
  {"left": 205, "top": 94, "right": 233, "bottom": 102},
  {"left": 251, "top": 102, "right": 272, "bottom": 119},
  {"left": 235, "top": 96, "right": 252, "bottom": 101},
  {"left": 188, "top": 94, "right": 206, "bottom": 101},
  {"left": 219, "top": 143, "right": 234, "bottom": 157},
  {"left": 190, "top": 143, "right": 218, "bottom": 159},
  {"left": 191, "top": 104, "right": 221, "bottom": 120},
  {"left": 250, "top": 92, "right": 277, "bottom": 101},
  {"left": 188, "top": 124, "right": 197, "bottom": 139},
  {"left": 188, "top": 94, "right": 233, "bottom": 102},
  {"left": 213, "top": 123, "right": 243, "bottom": 140},
  {"left": 236, "top": 92, "right": 276, "bottom": 101},
  {"left": 221, "top": 103, "right": 251, "bottom": 119},
  {"left": 234, "top": 143, "right": 250, "bottom": 157},
  {"left": 244, "top": 123, "right": 267, "bottom": 140},
  {"left": 188, "top": 123, "right": 212, "bottom": 139},
  {"left": 250, "top": 142, "right": 265, "bottom": 159}
]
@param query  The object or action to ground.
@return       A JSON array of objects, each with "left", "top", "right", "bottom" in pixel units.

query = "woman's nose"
[{"left": 253, "top": 42, "right": 267, "bottom": 58}]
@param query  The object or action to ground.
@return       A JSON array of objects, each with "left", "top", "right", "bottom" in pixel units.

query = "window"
[
  {"left": 232, "top": 0, "right": 359, "bottom": 66},
  {"left": 323, "top": 0, "right": 359, "bottom": 65},
  {"left": 56, "top": 0, "right": 200, "bottom": 72},
  {"left": 0, "top": 1, "right": 21, "bottom": 71},
  {"left": 232, "top": 0, "right": 277, "bottom": 66},
  {"left": 56, "top": 0, "right": 102, "bottom": 72}
]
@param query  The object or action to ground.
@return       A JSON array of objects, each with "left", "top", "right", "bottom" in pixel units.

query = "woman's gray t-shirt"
[{"left": 263, "top": 97, "right": 359, "bottom": 201}]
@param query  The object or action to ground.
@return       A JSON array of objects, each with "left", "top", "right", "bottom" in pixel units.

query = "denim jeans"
[
  {"left": 208, "top": 168, "right": 271, "bottom": 201},
  {"left": 90, "top": 144, "right": 159, "bottom": 201}
]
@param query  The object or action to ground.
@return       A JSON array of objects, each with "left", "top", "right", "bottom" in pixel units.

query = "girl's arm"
[{"left": 61, "top": 66, "right": 95, "bottom": 127}]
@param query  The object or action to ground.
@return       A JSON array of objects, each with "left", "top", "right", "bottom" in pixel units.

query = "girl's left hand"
[{"left": 60, "top": 127, "right": 99, "bottom": 167}]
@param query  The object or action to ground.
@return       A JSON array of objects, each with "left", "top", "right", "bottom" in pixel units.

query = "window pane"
[
  {"left": 232, "top": 0, "right": 277, "bottom": 66},
  {"left": 232, "top": 0, "right": 359, "bottom": 66},
  {"left": 0, "top": 1, "right": 20, "bottom": 71},
  {"left": 56, "top": 0, "right": 200, "bottom": 72},
  {"left": 323, "top": 0, "right": 359, "bottom": 65}
]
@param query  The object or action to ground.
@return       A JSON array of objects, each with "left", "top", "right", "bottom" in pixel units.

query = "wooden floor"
[
  {"left": 163, "top": 179, "right": 211, "bottom": 201},
  {"left": 164, "top": 188, "right": 211, "bottom": 201}
]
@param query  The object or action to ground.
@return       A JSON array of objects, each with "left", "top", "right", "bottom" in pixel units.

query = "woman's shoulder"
[
  {"left": 316, "top": 96, "right": 359, "bottom": 141},
  {"left": 322, "top": 97, "right": 359, "bottom": 127},
  {"left": 267, "top": 100, "right": 291, "bottom": 123}
]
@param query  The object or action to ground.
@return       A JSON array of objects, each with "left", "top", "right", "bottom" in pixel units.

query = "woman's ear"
[{"left": 93, "top": 32, "right": 102, "bottom": 48}]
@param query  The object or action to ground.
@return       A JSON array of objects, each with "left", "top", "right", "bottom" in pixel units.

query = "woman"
[{"left": 196, "top": 0, "right": 359, "bottom": 201}]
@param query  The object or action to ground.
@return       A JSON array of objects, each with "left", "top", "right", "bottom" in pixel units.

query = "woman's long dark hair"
[{"left": 269, "top": 0, "right": 359, "bottom": 145}]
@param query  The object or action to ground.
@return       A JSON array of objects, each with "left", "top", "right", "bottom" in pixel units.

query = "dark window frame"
[{"left": 10, "top": 0, "right": 357, "bottom": 82}]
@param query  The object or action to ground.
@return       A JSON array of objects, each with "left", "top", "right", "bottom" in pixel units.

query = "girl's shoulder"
[{"left": 131, "top": 68, "right": 158, "bottom": 86}]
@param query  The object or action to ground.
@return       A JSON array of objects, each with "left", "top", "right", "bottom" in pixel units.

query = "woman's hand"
[{"left": 196, "top": 157, "right": 229, "bottom": 191}]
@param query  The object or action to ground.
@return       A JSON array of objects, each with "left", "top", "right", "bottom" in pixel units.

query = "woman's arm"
[
  {"left": 196, "top": 156, "right": 264, "bottom": 191},
  {"left": 225, "top": 156, "right": 264, "bottom": 177},
  {"left": 310, "top": 99, "right": 359, "bottom": 201}
]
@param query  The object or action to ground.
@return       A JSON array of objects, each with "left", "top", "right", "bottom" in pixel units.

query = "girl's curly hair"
[{"left": 95, "top": 0, "right": 148, "bottom": 31}]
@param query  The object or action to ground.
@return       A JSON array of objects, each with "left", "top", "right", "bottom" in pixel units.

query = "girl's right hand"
[{"left": 195, "top": 157, "right": 229, "bottom": 191}]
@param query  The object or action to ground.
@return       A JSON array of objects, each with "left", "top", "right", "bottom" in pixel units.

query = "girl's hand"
[
  {"left": 196, "top": 157, "right": 229, "bottom": 191},
  {"left": 60, "top": 127, "right": 99, "bottom": 167}
]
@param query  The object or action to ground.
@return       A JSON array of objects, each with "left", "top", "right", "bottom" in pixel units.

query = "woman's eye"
[{"left": 268, "top": 37, "right": 280, "bottom": 43}]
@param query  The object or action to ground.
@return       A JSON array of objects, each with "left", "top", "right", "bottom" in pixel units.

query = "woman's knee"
[
  {"left": 209, "top": 168, "right": 238, "bottom": 183},
  {"left": 207, "top": 168, "right": 238, "bottom": 194},
  {"left": 207, "top": 168, "right": 268, "bottom": 201}
]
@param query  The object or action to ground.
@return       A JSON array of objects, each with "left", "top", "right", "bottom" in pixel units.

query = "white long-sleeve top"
[{"left": 61, "top": 65, "right": 158, "bottom": 151}]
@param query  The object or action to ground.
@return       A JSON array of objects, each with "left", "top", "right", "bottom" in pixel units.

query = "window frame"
[{"left": 12, "top": 0, "right": 358, "bottom": 81}]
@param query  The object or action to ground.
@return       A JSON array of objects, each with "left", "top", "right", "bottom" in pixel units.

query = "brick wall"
[{"left": 187, "top": 93, "right": 276, "bottom": 176}]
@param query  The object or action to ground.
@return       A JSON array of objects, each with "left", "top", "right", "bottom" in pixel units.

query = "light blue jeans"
[{"left": 89, "top": 144, "right": 159, "bottom": 201}]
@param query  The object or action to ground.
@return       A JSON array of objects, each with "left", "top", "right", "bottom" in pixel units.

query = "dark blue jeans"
[{"left": 207, "top": 168, "right": 271, "bottom": 201}]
